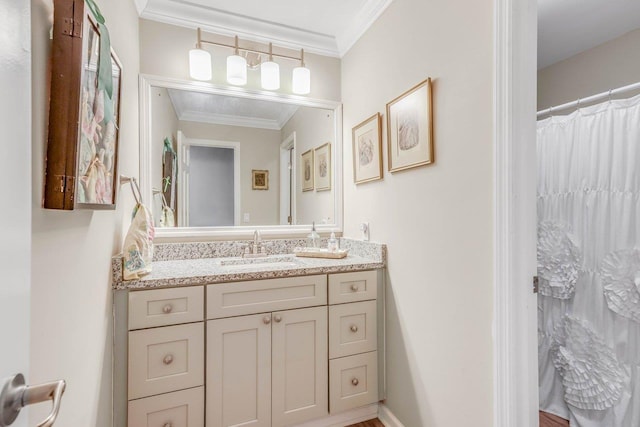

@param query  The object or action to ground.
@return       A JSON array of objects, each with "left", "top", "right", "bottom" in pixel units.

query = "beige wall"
[
  {"left": 281, "top": 107, "right": 335, "bottom": 225},
  {"left": 139, "top": 19, "right": 342, "bottom": 102},
  {"left": 538, "top": 28, "right": 640, "bottom": 110},
  {"left": 30, "top": 0, "right": 140, "bottom": 425},
  {"left": 341, "top": 0, "right": 494, "bottom": 425},
  {"left": 178, "top": 121, "right": 281, "bottom": 225}
]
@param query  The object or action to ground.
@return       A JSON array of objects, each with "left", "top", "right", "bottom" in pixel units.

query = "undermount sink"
[{"left": 218, "top": 255, "right": 302, "bottom": 270}]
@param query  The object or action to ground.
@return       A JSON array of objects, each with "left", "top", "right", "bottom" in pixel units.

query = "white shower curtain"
[{"left": 537, "top": 94, "right": 640, "bottom": 427}]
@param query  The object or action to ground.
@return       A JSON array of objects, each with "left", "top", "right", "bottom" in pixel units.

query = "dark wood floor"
[
  {"left": 346, "top": 419, "right": 385, "bottom": 427},
  {"left": 540, "top": 411, "right": 569, "bottom": 427}
]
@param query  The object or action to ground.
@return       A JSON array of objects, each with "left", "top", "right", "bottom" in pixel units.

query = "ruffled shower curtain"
[{"left": 537, "top": 94, "right": 640, "bottom": 427}]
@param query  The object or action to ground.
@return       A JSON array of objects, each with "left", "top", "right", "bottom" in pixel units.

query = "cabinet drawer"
[
  {"left": 128, "top": 386, "right": 204, "bottom": 427},
  {"left": 328, "top": 271, "right": 377, "bottom": 305},
  {"left": 329, "top": 351, "right": 378, "bottom": 414},
  {"left": 207, "top": 275, "right": 327, "bottom": 319},
  {"left": 129, "top": 323, "right": 204, "bottom": 399},
  {"left": 329, "top": 300, "right": 377, "bottom": 359},
  {"left": 129, "top": 286, "right": 204, "bottom": 330}
]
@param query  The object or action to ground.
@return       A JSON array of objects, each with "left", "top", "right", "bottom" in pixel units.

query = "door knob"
[
  {"left": 351, "top": 378, "right": 359, "bottom": 386},
  {"left": 350, "top": 325, "right": 358, "bottom": 333},
  {"left": 163, "top": 354, "right": 174, "bottom": 365},
  {"left": 263, "top": 316, "right": 271, "bottom": 324},
  {"left": 274, "top": 315, "right": 282, "bottom": 323},
  {"left": 0, "top": 373, "right": 66, "bottom": 427}
]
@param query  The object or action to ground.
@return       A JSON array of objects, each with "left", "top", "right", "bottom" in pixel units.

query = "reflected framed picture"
[
  {"left": 252, "top": 169, "right": 269, "bottom": 190},
  {"left": 314, "top": 142, "right": 331, "bottom": 191},
  {"left": 386, "top": 78, "right": 434, "bottom": 173},
  {"left": 352, "top": 113, "right": 383, "bottom": 184},
  {"left": 301, "top": 149, "right": 314, "bottom": 191}
]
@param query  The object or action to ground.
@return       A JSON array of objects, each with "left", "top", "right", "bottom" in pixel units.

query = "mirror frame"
[{"left": 139, "top": 74, "right": 343, "bottom": 240}]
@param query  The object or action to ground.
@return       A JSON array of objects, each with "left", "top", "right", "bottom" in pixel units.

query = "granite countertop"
[{"left": 112, "top": 238, "right": 386, "bottom": 290}]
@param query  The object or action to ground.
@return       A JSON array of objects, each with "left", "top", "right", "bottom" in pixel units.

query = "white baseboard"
[
  {"left": 378, "top": 404, "right": 405, "bottom": 427},
  {"left": 294, "top": 403, "right": 379, "bottom": 427}
]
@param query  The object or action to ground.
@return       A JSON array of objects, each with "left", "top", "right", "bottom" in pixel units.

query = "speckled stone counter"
[{"left": 112, "top": 238, "right": 386, "bottom": 290}]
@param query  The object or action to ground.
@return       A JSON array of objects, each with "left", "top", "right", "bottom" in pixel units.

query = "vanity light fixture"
[
  {"left": 188, "top": 28, "right": 311, "bottom": 94},
  {"left": 227, "top": 36, "right": 247, "bottom": 86}
]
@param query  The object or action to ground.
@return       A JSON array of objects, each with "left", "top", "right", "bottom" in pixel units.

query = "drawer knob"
[
  {"left": 163, "top": 423, "right": 173, "bottom": 427},
  {"left": 350, "top": 324, "right": 359, "bottom": 333},
  {"left": 351, "top": 378, "right": 359, "bottom": 386},
  {"left": 350, "top": 284, "right": 359, "bottom": 292},
  {"left": 162, "top": 304, "right": 173, "bottom": 314},
  {"left": 263, "top": 316, "right": 271, "bottom": 325},
  {"left": 163, "top": 354, "right": 174, "bottom": 365},
  {"left": 274, "top": 315, "right": 282, "bottom": 323}
]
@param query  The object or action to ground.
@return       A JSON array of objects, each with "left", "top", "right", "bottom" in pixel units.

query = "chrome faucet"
[{"left": 244, "top": 230, "right": 267, "bottom": 258}]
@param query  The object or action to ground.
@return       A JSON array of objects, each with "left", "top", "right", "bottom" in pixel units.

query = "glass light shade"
[
  {"left": 292, "top": 66, "right": 311, "bottom": 95},
  {"left": 189, "top": 48, "right": 212, "bottom": 81},
  {"left": 227, "top": 55, "right": 247, "bottom": 85},
  {"left": 260, "top": 61, "right": 280, "bottom": 90}
]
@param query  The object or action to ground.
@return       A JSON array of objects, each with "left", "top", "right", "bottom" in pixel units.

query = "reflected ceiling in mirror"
[{"left": 140, "top": 75, "right": 343, "bottom": 237}]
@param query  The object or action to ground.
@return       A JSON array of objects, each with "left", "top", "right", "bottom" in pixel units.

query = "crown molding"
[
  {"left": 133, "top": 0, "right": 149, "bottom": 15},
  {"left": 336, "top": 0, "right": 394, "bottom": 56},
  {"left": 138, "top": 0, "right": 395, "bottom": 59},
  {"left": 178, "top": 110, "right": 287, "bottom": 130},
  {"left": 140, "top": 0, "right": 340, "bottom": 57}
]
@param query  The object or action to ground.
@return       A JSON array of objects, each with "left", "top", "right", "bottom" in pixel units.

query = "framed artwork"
[
  {"left": 44, "top": 0, "right": 122, "bottom": 210},
  {"left": 352, "top": 113, "right": 383, "bottom": 184},
  {"left": 314, "top": 142, "right": 332, "bottom": 191},
  {"left": 301, "top": 149, "right": 314, "bottom": 192},
  {"left": 386, "top": 78, "right": 434, "bottom": 173},
  {"left": 252, "top": 169, "right": 269, "bottom": 190}
]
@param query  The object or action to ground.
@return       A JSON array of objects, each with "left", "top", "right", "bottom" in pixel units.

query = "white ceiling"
[
  {"left": 135, "top": 0, "right": 394, "bottom": 57},
  {"left": 538, "top": 0, "right": 640, "bottom": 69},
  {"left": 167, "top": 89, "right": 299, "bottom": 130}
]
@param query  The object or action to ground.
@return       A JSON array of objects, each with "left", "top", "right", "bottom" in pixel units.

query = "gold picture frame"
[
  {"left": 352, "top": 113, "right": 383, "bottom": 184},
  {"left": 314, "top": 142, "right": 331, "bottom": 191},
  {"left": 386, "top": 78, "right": 434, "bottom": 173},
  {"left": 252, "top": 169, "right": 269, "bottom": 190},
  {"left": 301, "top": 149, "right": 314, "bottom": 191}
]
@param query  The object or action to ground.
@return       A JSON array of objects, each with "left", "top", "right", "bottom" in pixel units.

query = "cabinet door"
[
  {"left": 207, "top": 314, "right": 272, "bottom": 427},
  {"left": 272, "top": 306, "right": 328, "bottom": 426}
]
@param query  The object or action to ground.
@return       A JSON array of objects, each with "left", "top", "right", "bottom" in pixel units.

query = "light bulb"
[
  {"left": 261, "top": 61, "right": 280, "bottom": 90},
  {"left": 189, "top": 48, "right": 212, "bottom": 81},
  {"left": 227, "top": 55, "right": 247, "bottom": 86},
  {"left": 292, "top": 66, "right": 311, "bottom": 95}
]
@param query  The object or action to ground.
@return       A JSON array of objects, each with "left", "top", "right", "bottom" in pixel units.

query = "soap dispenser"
[
  {"left": 307, "top": 222, "right": 320, "bottom": 248},
  {"left": 327, "top": 232, "right": 338, "bottom": 252}
]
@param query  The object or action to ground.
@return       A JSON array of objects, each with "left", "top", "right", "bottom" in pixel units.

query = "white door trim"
[
  {"left": 494, "top": 0, "right": 539, "bottom": 426},
  {"left": 177, "top": 134, "right": 242, "bottom": 226},
  {"left": 279, "top": 132, "right": 296, "bottom": 225}
]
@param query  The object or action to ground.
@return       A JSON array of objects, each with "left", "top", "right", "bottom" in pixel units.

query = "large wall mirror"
[{"left": 140, "top": 75, "right": 343, "bottom": 238}]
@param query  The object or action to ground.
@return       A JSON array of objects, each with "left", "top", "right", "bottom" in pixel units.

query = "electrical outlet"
[
  {"left": 243, "top": 213, "right": 250, "bottom": 223},
  {"left": 360, "top": 222, "right": 370, "bottom": 241}
]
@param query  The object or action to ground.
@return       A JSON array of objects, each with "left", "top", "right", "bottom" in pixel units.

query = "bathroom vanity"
[{"left": 112, "top": 239, "right": 386, "bottom": 427}]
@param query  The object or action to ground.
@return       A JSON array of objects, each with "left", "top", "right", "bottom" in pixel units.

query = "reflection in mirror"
[{"left": 147, "top": 84, "right": 338, "bottom": 229}]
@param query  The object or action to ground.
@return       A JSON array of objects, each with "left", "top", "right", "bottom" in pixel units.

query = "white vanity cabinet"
[
  {"left": 124, "top": 286, "right": 206, "bottom": 427},
  {"left": 115, "top": 269, "right": 384, "bottom": 427},
  {"left": 206, "top": 306, "right": 328, "bottom": 427},
  {"left": 206, "top": 276, "right": 329, "bottom": 427}
]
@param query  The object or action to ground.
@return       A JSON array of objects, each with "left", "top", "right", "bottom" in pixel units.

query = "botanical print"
[
  {"left": 77, "top": 23, "right": 121, "bottom": 205},
  {"left": 386, "top": 78, "right": 433, "bottom": 172},
  {"left": 353, "top": 113, "right": 382, "bottom": 184},
  {"left": 314, "top": 143, "right": 331, "bottom": 191},
  {"left": 358, "top": 129, "right": 374, "bottom": 166},
  {"left": 318, "top": 154, "right": 328, "bottom": 178},
  {"left": 396, "top": 106, "right": 420, "bottom": 151},
  {"left": 301, "top": 149, "right": 314, "bottom": 191},
  {"left": 304, "top": 160, "right": 311, "bottom": 180}
]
